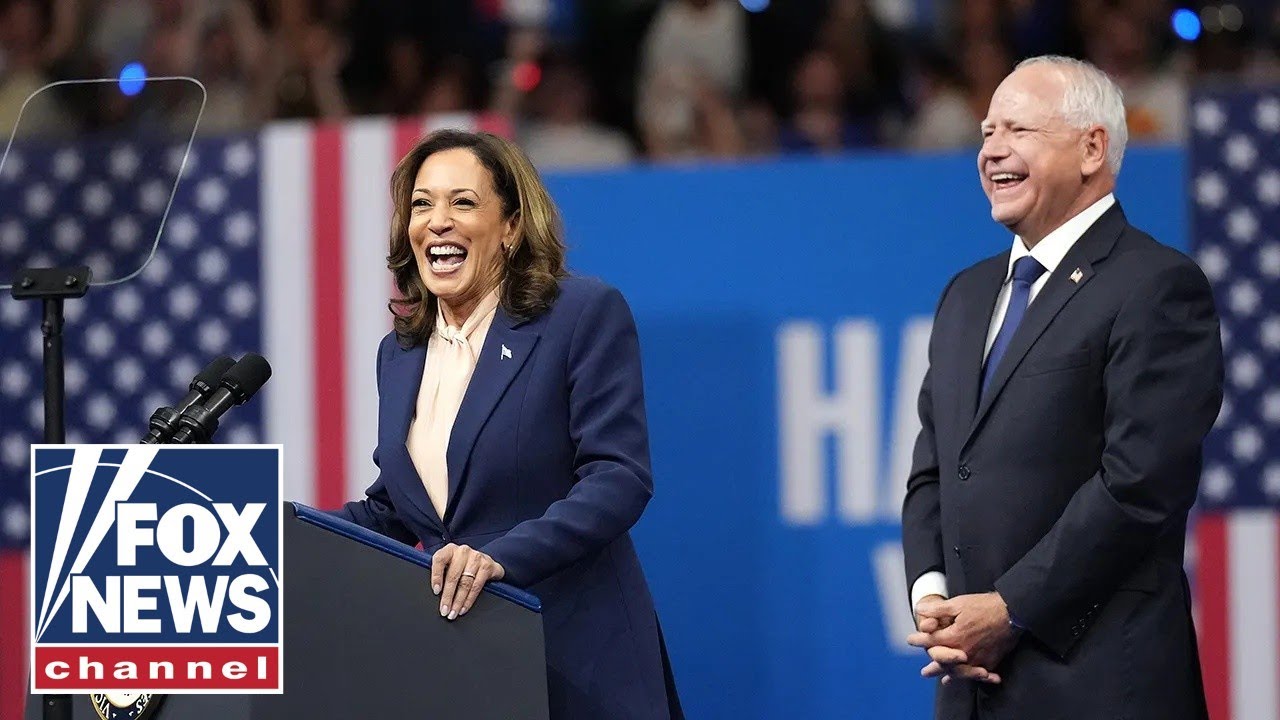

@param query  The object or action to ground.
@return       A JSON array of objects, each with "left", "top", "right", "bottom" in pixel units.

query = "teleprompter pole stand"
[{"left": 10, "top": 265, "right": 92, "bottom": 720}]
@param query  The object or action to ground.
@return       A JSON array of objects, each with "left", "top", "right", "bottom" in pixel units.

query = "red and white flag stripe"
[
  {"left": 1196, "top": 511, "right": 1280, "bottom": 720},
  {"left": 1, "top": 552, "right": 29, "bottom": 714}
]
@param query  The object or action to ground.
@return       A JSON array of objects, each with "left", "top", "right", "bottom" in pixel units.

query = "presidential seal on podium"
[{"left": 91, "top": 693, "right": 164, "bottom": 720}]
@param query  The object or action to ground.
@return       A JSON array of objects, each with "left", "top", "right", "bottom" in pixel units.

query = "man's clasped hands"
[{"left": 907, "top": 592, "right": 1022, "bottom": 685}]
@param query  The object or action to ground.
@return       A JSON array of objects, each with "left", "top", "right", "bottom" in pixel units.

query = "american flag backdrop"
[
  {"left": 1189, "top": 86, "right": 1280, "bottom": 720},
  {"left": 0, "top": 112, "right": 508, "bottom": 715}
]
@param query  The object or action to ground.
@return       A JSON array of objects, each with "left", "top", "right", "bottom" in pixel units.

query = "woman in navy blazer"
[{"left": 336, "top": 129, "right": 682, "bottom": 720}]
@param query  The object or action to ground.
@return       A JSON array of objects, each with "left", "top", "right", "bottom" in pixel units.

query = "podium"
[{"left": 25, "top": 502, "right": 550, "bottom": 720}]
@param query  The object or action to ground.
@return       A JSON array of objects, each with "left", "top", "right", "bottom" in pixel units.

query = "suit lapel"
[
  {"left": 380, "top": 339, "right": 446, "bottom": 531},
  {"left": 384, "top": 341, "right": 426, "bottom": 445},
  {"left": 963, "top": 203, "right": 1127, "bottom": 450},
  {"left": 443, "top": 308, "right": 539, "bottom": 520},
  {"left": 954, "top": 256, "right": 1009, "bottom": 425}
]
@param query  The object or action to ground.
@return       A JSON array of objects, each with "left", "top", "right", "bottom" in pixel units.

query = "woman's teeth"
[{"left": 428, "top": 244, "right": 467, "bottom": 271}]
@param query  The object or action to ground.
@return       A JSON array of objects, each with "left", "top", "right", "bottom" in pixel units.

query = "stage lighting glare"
[
  {"left": 118, "top": 62, "right": 146, "bottom": 96},
  {"left": 1172, "top": 9, "right": 1202, "bottom": 41},
  {"left": 740, "top": 0, "right": 769, "bottom": 11},
  {"left": 513, "top": 61, "right": 542, "bottom": 93},
  {"left": 1220, "top": 4, "right": 1243, "bottom": 32},
  {"left": 1201, "top": 6, "right": 1223, "bottom": 33}
]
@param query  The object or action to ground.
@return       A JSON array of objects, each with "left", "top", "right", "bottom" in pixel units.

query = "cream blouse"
[{"left": 405, "top": 290, "right": 500, "bottom": 518}]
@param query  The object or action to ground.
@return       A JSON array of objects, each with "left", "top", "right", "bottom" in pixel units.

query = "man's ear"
[{"left": 1080, "top": 125, "right": 1109, "bottom": 177}]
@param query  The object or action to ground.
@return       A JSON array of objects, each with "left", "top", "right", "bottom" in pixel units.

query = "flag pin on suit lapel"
[
  {"left": 1069, "top": 267, "right": 1083, "bottom": 284},
  {"left": 501, "top": 344, "right": 513, "bottom": 360}
]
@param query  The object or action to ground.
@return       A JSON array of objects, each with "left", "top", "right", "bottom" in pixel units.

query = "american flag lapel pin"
[
  {"left": 1069, "top": 267, "right": 1083, "bottom": 284},
  {"left": 501, "top": 344, "right": 513, "bottom": 360}
]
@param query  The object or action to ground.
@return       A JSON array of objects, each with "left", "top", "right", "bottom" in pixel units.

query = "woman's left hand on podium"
[{"left": 431, "top": 543, "right": 506, "bottom": 620}]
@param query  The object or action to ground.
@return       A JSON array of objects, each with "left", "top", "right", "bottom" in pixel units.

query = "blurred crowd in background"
[{"left": 1, "top": 0, "right": 1279, "bottom": 170}]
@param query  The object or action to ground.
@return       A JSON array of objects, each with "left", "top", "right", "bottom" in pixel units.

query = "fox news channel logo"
[{"left": 29, "top": 445, "right": 284, "bottom": 693}]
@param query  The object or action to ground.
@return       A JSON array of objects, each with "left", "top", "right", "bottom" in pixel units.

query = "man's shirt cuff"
[{"left": 911, "top": 571, "right": 949, "bottom": 610}]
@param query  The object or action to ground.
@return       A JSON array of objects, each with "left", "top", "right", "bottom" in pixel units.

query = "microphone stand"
[{"left": 10, "top": 265, "right": 91, "bottom": 720}]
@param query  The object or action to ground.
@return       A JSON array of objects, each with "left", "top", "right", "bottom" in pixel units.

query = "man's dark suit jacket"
[
  {"left": 902, "top": 203, "right": 1224, "bottom": 720},
  {"left": 336, "top": 277, "right": 682, "bottom": 720}
]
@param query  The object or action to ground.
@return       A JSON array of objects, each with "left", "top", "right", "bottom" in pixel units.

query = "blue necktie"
[{"left": 981, "top": 255, "right": 1047, "bottom": 396}]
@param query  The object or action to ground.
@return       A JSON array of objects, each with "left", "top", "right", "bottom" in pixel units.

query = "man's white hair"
[{"left": 1015, "top": 55, "right": 1128, "bottom": 174}]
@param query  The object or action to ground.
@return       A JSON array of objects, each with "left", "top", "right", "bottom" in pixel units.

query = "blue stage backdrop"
[{"left": 543, "top": 147, "right": 1186, "bottom": 719}]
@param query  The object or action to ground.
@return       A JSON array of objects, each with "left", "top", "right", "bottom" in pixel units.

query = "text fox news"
[{"left": 29, "top": 445, "right": 283, "bottom": 693}]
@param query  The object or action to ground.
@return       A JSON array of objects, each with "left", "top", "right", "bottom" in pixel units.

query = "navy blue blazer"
[{"left": 336, "top": 276, "right": 681, "bottom": 720}]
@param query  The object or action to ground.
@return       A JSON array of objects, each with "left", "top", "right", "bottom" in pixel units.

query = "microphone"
[
  {"left": 169, "top": 353, "right": 273, "bottom": 444},
  {"left": 141, "top": 355, "right": 236, "bottom": 444}
]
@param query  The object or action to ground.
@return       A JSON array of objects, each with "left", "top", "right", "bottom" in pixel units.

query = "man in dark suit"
[{"left": 901, "top": 55, "right": 1223, "bottom": 720}]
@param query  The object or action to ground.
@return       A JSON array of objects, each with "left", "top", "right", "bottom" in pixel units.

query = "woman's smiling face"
[{"left": 408, "top": 147, "right": 515, "bottom": 320}]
